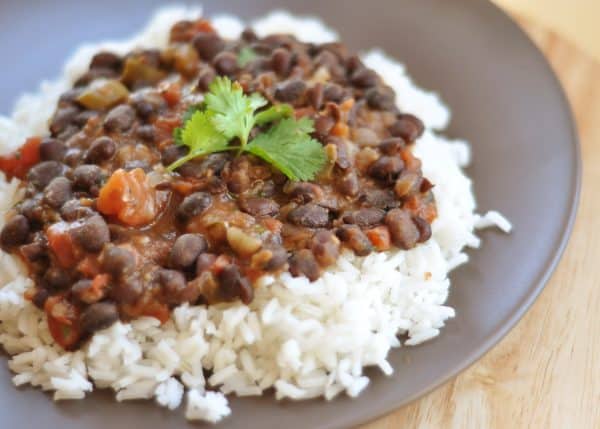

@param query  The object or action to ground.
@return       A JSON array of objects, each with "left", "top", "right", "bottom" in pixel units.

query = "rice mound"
[{"left": 0, "top": 6, "right": 510, "bottom": 423}]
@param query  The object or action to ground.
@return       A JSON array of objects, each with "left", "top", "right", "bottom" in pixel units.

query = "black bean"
[
  {"left": 72, "top": 279, "right": 103, "bottom": 304},
  {"left": 311, "top": 230, "right": 340, "bottom": 267},
  {"left": 287, "top": 204, "right": 329, "bottom": 228},
  {"left": 368, "top": 156, "right": 404, "bottom": 183},
  {"left": 192, "top": 32, "right": 225, "bottom": 61},
  {"left": 73, "top": 110, "right": 98, "bottom": 127},
  {"left": 218, "top": 265, "right": 254, "bottom": 304},
  {"left": 196, "top": 68, "right": 216, "bottom": 92},
  {"left": 31, "top": 288, "right": 49, "bottom": 309},
  {"left": 90, "top": 52, "right": 122, "bottom": 71},
  {"left": 136, "top": 124, "right": 155, "bottom": 142},
  {"left": 420, "top": 178, "right": 434, "bottom": 193},
  {"left": 59, "top": 88, "right": 83, "bottom": 104},
  {"left": 72, "top": 164, "right": 104, "bottom": 191},
  {"left": 342, "top": 208, "right": 386, "bottom": 227},
  {"left": 110, "top": 275, "right": 143, "bottom": 304},
  {"left": 259, "top": 245, "right": 288, "bottom": 271},
  {"left": 346, "top": 55, "right": 364, "bottom": 74},
  {"left": 385, "top": 209, "right": 419, "bottom": 249},
  {"left": 43, "top": 177, "right": 72, "bottom": 209},
  {"left": 18, "top": 198, "right": 44, "bottom": 223},
  {"left": 328, "top": 137, "right": 351, "bottom": 169},
  {"left": 350, "top": 68, "right": 378, "bottom": 88},
  {"left": 323, "top": 83, "right": 345, "bottom": 103},
  {"left": 307, "top": 83, "right": 324, "bottom": 110},
  {"left": 177, "top": 192, "right": 212, "bottom": 222},
  {"left": 283, "top": 182, "right": 324, "bottom": 203},
  {"left": 196, "top": 253, "right": 217, "bottom": 276},
  {"left": 213, "top": 52, "right": 239, "bottom": 76},
  {"left": 20, "top": 240, "right": 46, "bottom": 262},
  {"left": 361, "top": 189, "right": 399, "bottom": 210},
  {"left": 102, "top": 246, "right": 135, "bottom": 277},
  {"left": 80, "top": 302, "right": 119, "bottom": 334},
  {"left": 170, "top": 234, "right": 207, "bottom": 270},
  {"left": 43, "top": 266, "right": 70, "bottom": 290},
  {"left": 49, "top": 106, "right": 80, "bottom": 136},
  {"left": 72, "top": 215, "right": 110, "bottom": 252},
  {"left": 394, "top": 171, "right": 421, "bottom": 198},
  {"left": 337, "top": 172, "right": 359, "bottom": 197},
  {"left": 0, "top": 215, "right": 29, "bottom": 249},
  {"left": 157, "top": 269, "right": 190, "bottom": 305},
  {"left": 365, "top": 87, "right": 396, "bottom": 111},
  {"left": 239, "top": 197, "right": 279, "bottom": 217},
  {"left": 380, "top": 137, "right": 406, "bottom": 155},
  {"left": 270, "top": 48, "right": 292, "bottom": 76},
  {"left": 130, "top": 92, "right": 166, "bottom": 120},
  {"left": 413, "top": 216, "right": 432, "bottom": 243},
  {"left": 103, "top": 104, "right": 136, "bottom": 132},
  {"left": 313, "top": 115, "right": 334, "bottom": 142},
  {"left": 275, "top": 79, "right": 306, "bottom": 102},
  {"left": 389, "top": 114, "right": 425, "bottom": 142},
  {"left": 289, "top": 250, "right": 321, "bottom": 282},
  {"left": 241, "top": 28, "right": 258, "bottom": 42},
  {"left": 335, "top": 225, "right": 373, "bottom": 256},
  {"left": 60, "top": 200, "right": 95, "bottom": 221},
  {"left": 64, "top": 148, "right": 83, "bottom": 167},
  {"left": 39, "top": 138, "right": 66, "bottom": 162},
  {"left": 84, "top": 137, "right": 116, "bottom": 164},
  {"left": 27, "top": 161, "right": 65, "bottom": 189},
  {"left": 161, "top": 145, "right": 188, "bottom": 166}
]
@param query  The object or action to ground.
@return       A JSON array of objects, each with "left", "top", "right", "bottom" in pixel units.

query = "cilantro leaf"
[
  {"left": 204, "top": 76, "right": 267, "bottom": 145},
  {"left": 237, "top": 46, "right": 258, "bottom": 67},
  {"left": 167, "top": 110, "right": 230, "bottom": 171},
  {"left": 173, "top": 104, "right": 203, "bottom": 146},
  {"left": 254, "top": 104, "right": 294, "bottom": 126},
  {"left": 244, "top": 117, "right": 327, "bottom": 181}
]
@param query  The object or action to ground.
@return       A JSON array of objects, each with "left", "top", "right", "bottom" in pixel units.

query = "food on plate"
[{"left": 0, "top": 7, "right": 510, "bottom": 423}]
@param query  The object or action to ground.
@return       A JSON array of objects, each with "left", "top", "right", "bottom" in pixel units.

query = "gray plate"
[{"left": 0, "top": 1, "right": 580, "bottom": 428}]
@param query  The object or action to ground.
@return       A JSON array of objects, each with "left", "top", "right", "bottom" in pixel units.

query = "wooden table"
[{"left": 362, "top": 16, "right": 600, "bottom": 429}]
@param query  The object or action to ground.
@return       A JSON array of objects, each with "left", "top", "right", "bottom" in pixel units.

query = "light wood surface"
[{"left": 361, "top": 16, "right": 600, "bottom": 429}]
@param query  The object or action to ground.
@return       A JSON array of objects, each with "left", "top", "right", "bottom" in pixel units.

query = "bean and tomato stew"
[{"left": 0, "top": 19, "right": 436, "bottom": 349}]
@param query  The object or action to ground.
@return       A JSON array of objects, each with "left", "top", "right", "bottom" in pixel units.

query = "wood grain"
[{"left": 361, "top": 16, "right": 600, "bottom": 429}]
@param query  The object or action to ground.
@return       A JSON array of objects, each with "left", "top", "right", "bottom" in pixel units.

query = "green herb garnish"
[{"left": 168, "top": 77, "right": 327, "bottom": 181}]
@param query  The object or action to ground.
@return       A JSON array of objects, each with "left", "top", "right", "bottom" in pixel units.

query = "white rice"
[{"left": 0, "top": 6, "right": 510, "bottom": 424}]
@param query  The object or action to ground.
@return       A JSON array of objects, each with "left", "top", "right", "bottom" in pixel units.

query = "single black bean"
[
  {"left": 170, "top": 234, "right": 207, "bottom": 270},
  {"left": 361, "top": 189, "right": 400, "bottom": 210},
  {"left": 18, "top": 197, "right": 44, "bottom": 223},
  {"left": 193, "top": 32, "right": 225, "bottom": 60},
  {"left": 177, "top": 192, "right": 212, "bottom": 222},
  {"left": 157, "top": 269, "right": 189, "bottom": 305},
  {"left": 289, "top": 250, "right": 321, "bottom": 282},
  {"left": 313, "top": 115, "right": 334, "bottom": 142},
  {"left": 283, "top": 182, "right": 324, "bottom": 203},
  {"left": 196, "top": 68, "right": 216, "bottom": 92},
  {"left": 0, "top": 215, "right": 29, "bottom": 249},
  {"left": 60, "top": 200, "right": 95, "bottom": 221},
  {"left": 64, "top": 148, "right": 83, "bottom": 167},
  {"left": 270, "top": 48, "right": 292, "bottom": 76},
  {"left": 161, "top": 145, "right": 188, "bottom": 166},
  {"left": 342, "top": 208, "right": 386, "bottom": 227},
  {"left": 394, "top": 171, "right": 421, "bottom": 198},
  {"left": 275, "top": 79, "right": 307, "bottom": 102},
  {"left": 39, "top": 138, "right": 66, "bottom": 161},
  {"left": 413, "top": 216, "right": 432, "bottom": 243},
  {"left": 239, "top": 197, "right": 279, "bottom": 217},
  {"left": 72, "top": 279, "right": 100, "bottom": 304},
  {"left": 287, "top": 204, "right": 329, "bottom": 228},
  {"left": 72, "top": 164, "right": 104, "bottom": 191},
  {"left": 72, "top": 215, "right": 110, "bottom": 252},
  {"left": 196, "top": 253, "right": 217, "bottom": 276},
  {"left": 27, "top": 161, "right": 65, "bottom": 189},
  {"left": 345, "top": 55, "right": 364, "bottom": 74},
  {"left": 323, "top": 83, "right": 345, "bottom": 103},
  {"left": 328, "top": 137, "right": 351, "bottom": 169},
  {"left": 84, "top": 137, "right": 116, "bottom": 164},
  {"left": 337, "top": 172, "right": 359, "bottom": 197},
  {"left": 43, "top": 177, "right": 72, "bottom": 209},
  {"left": 31, "top": 288, "right": 49, "bottom": 309},
  {"left": 365, "top": 87, "right": 396, "bottom": 110},
  {"left": 20, "top": 239, "right": 46, "bottom": 262},
  {"left": 49, "top": 106, "right": 80, "bottom": 136},
  {"left": 43, "top": 266, "right": 70, "bottom": 290},
  {"left": 110, "top": 275, "right": 143, "bottom": 304},
  {"left": 241, "top": 28, "right": 258, "bottom": 42},
  {"left": 89, "top": 52, "right": 122, "bottom": 71},
  {"left": 102, "top": 246, "right": 135, "bottom": 277},
  {"left": 385, "top": 209, "right": 420, "bottom": 249},
  {"left": 80, "top": 302, "right": 119, "bottom": 334},
  {"left": 380, "top": 137, "right": 406, "bottom": 155},
  {"left": 213, "top": 51, "right": 239, "bottom": 76},
  {"left": 389, "top": 114, "right": 425, "bottom": 142},
  {"left": 350, "top": 68, "right": 378, "bottom": 88},
  {"left": 73, "top": 110, "right": 98, "bottom": 127},
  {"left": 307, "top": 83, "right": 324, "bottom": 110},
  {"left": 311, "top": 230, "right": 340, "bottom": 267},
  {"left": 218, "top": 265, "right": 254, "bottom": 304},
  {"left": 335, "top": 225, "right": 373, "bottom": 256},
  {"left": 260, "top": 245, "right": 288, "bottom": 271},
  {"left": 368, "top": 156, "right": 404, "bottom": 183},
  {"left": 103, "top": 104, "right": 136, "bottom": 132},
  {"left": 130, "top": 91, "right": 166, "bottom": 119},
  {"left": 136, "top": 124, "right": 155, "bottom": 142}
]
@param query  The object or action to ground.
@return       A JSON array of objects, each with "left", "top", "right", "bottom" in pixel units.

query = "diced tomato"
[
  {"left": 46, "top": 222, "right": 80, "bottom": 268},
  {"left": 331, "top": 122, "right": 349, "bottom": 138},
  {"left": 366, "top": 226, "right": 392, "bottom": 251},
  {"left": 195, "top": 19, "right": 216, "bottom": 33},
  {"left": 77, "top": 255, "right": 101, "bottom": 278},
  {"left": 97, "top": 168, "right": 159, "bottom": 226},
  {"left": 121, "top": 299, "right": 169, "bottom": 324},
  {"left": 211, "top": 255, "right": 231, "bottom": 275},
  {"left": 0, "top": 137, "right": 41, "bottom": 180},
  {"left": 262, "top": 218, "right": 283, "bottom": 234},
  {"left": 160, "top": 81, "right": 182, "bottom": 107},
  {"left": 404, "top": 195, "right": 438, "bottom": 224},
  {"left": 154, "top": 115, "right": 182, "bottom": 139},
  {"left": 400, "top": 148, "right": 422, "bottom": 171},
  {"left": 44, "top": 295, "right": 81, "bottom": 350},
  {"left": 76, "top": 273, "right": 110, "bottom": 303}
]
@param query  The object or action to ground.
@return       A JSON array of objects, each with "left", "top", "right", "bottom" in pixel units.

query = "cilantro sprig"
[{"left": 167, "top": 77, "right": 327, "bottom": 181}]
